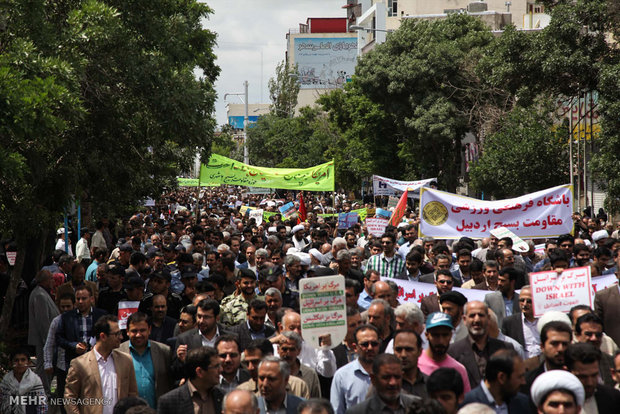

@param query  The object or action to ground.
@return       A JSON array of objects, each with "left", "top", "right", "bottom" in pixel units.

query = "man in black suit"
[
  {"left": 158, "top": 346, "right": 225, "bottom": 414},
  {"left": 172, "top": 298, "right": 235, "bottom": 379},
  {"left": 56, "top": 285, "right": 107, "bottom": 371},
  {"left": 565, "top": 342, "right": 620, "bottom": 412},
  {"left": 523, "top": 321, "right": 573, "bottom": 395},
  {"left": 502, "top": 285, "right": 540, "bottom": 359},
  {"left": 448, "top": 300, "right": 512, "bottom": 387},
  {"left": 462, "top": 349, "right": 530, "bottom": 412},
  {"left": 230, "top": 299, "right": 275, "bottom": 351},
  {"left": 420, "top": 270, "right": 454, "bottom": 317}
]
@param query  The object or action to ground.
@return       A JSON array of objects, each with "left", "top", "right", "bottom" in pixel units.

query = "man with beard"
[
  {"left": 220, "top": 269, "right": 260, "bottom": 327},
  {"left": 565, "top": 343, "right": 620, "bottom": 413},
  {"left": 484, "top": 268, "right": 521, "bottom": 327},
  {"left": 462, "top": 349, "right": 530, "bottom": 412},
  {"left": 231, "top": 299, "right": 275, "bottom": 351},
  {"left": 346, "top": 354, "right": 421, "bottom": 414},
  {"left": 573, "top": 244, "right": 591, "bottom": 268},
  {"left": 439, "top": 291, "right": 468, "bottom": 344},
  {"left": 523, "top": 321, "right": 573, "bottom": 395},
  {"left": 215, "top": 335, "right": 251, "bottom": 393},
  {"left": 421, "top": 270, "right": 454, "bottom": 317},
  {"left": 530, "top": 370, "right": 585, "bottom": 414},
  {"left": 418, "top": 313, "right": 471, "bottom": 393},
  {"left": 448, "top": 300, "right": 512, "bottom": 388},
  {"left": 149, "top": 294, "right": 176, "bottom": 343},
  {"left": 393, "top": 330, "right": 428, "bottom": 398},
  {"left": 331, "top": 324, "right": 381, "bottom": 414}
]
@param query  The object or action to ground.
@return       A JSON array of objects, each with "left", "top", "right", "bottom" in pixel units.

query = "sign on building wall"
[{"left": 293, "top": 37, "right": 357, "bottom": 89}]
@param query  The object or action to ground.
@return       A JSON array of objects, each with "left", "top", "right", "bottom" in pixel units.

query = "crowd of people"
[{"left": 1, "top": 185, "right": 620, "bottom": 414}]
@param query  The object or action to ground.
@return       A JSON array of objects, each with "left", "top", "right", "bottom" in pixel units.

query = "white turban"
[
  {"left": 531, "top": 370, "right": 585, "bottom": 407},
  {"left": 292, "top": 224, "right": 305, "bottom": 234},
  {"left": 309, "top": 248, "right": 324, "bottom": 263},
  {"left": 537, "top": 311, "right": 572, "bottom": 334},
  {"left": 592, "top": 229, "right": 609, "bottom": 242}
]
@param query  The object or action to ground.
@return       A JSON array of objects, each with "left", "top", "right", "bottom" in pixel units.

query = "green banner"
[
  {"left": 199, "top": 154, "right": 335, "bottom": 191},
  {"left": 177, "top": 178, "right": 200, "bottom": 187}
]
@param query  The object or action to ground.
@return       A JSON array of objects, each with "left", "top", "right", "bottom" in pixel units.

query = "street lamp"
[{"left": 224, "top": 81, "right": 249, "bottom": 165}]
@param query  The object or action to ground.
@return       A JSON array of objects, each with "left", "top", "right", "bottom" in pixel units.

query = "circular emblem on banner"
[{"left": 423, "top": 201, "right": 449, "bottom": 226}]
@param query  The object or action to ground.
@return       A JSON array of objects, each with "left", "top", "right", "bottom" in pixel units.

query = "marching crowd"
[{"left": 1, "top": 186, "right": 620, "bottom": 414}]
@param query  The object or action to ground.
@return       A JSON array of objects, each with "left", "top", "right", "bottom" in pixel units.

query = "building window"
[{"left": 388, "top": 0, "right": 398, "bottom": 17}]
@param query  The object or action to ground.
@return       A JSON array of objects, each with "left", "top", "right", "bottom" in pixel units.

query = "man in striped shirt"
[{"left": 365, "top": 233, "right": 406, "bottom": 279}]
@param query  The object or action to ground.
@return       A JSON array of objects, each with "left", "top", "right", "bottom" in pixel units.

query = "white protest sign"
[
  {"left": 530, "top": 267, "right": 592, "bottom": 317},
  {"left": 118, "top": 301, "right": 140, "bottom": 330},
  {"left": 300, "top": 275, "right": 346, "bottom": 349},
  {"left": 387, "top": 277, "right": 489, "bottom": 306},
  {"left": 249, "top": 209, "right": 263, "bottom": 226},
  {"left": 419, "top": 184, "right": 573, "bottom": 239},
  {"left": 373, "top": 175, "right": 436, "bottom": 197},
  {"left": 490, "top": 227, "right": 529, "bottom": 253},
  {"left": 6, "top": 252, "right": 17, "bottom": 266},
  {"left": 366, "top": 218, "right": 389, "bottom": 237}
]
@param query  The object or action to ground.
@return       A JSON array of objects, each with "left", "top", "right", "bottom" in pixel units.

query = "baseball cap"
[
  {"left": 126, "top": 276, "right": 145, "bottom": 290},
  {"left": 150, "top": 270, "right": 171, "bottom": 283},
  {"left": 238, "top": 268, "right": 257, "bottom": 280},
  {"left": 426, "top": 312, "right": 454, "bottom": 330},
  {"left": 261, "top": 266, "right": 283, "bottom": 282},
  {"left": 119, "top": 243, "right": 133, "bottom": 252}
]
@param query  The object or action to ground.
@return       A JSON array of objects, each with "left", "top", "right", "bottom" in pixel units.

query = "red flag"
[
  {"left": 389, "top": 189, "right": 408, "bottom": 226},
  {"left": 297, "top": 193, "right": 307, "bottom": 223}
]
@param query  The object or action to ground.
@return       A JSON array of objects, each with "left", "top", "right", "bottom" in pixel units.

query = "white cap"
[
  {"left": 292, "top": 224, "right": 304, "bottom": 234},
  {"left": 537, "top": 311, "right": 572, "bottom": 334},
  {"left": 531, "top": 370, "right": 585, "bottom": 407},
  {"left": 592, "top": 230, "right": 609, "bottom": 242}
]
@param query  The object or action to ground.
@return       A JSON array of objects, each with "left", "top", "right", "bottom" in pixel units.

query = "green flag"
[{"left": 199, "top": 154, "right": 335, "bottom": 191}]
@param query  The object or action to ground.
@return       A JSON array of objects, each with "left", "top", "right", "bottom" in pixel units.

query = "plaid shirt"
[
  {"left": 77, "top": 307, "right": 94, "bottom": 344},
  {"left": 366, "top": 252, "right": 405, "bottom": 279}
]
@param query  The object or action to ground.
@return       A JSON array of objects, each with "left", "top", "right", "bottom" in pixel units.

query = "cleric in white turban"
[{"left": 531, "top": 370, "right": 585, "bottom": 413}]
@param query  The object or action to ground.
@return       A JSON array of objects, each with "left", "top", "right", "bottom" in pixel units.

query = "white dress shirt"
[{"left": 94, "top": 347, "right": 117, "bottom": 414}]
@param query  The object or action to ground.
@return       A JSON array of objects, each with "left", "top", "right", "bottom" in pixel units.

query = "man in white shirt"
[
  {"left": 64, "top": 315, "right": 137, "bottom": 414},
  {"left": 75, "top": 228, "right": 92, "bottom": 264}
]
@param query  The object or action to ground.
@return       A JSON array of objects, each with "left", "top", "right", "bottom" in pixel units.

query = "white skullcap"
[
  {"left": 531, "top": 370, "right": 585, "bottom": 407},
  {"left": 287, "top": 247, "right": 300, "bottom": 254},
  {"left": 293, "top": 252, "right": 311, "bottom": 266},
  {"left": 537, "top": 311, "right": 572, "bottom": 334},
  {"left": 592, "top": 230, "right": 609, "bottom": 242},
  {"left": 268, "top": 226, "right": 277, "bottom": 233},
  {"left": 309, "top": 248, "right": 324, "bottom": 263},
  {"left": 292, "top": 224, "right": 304, "bottom": 234}
]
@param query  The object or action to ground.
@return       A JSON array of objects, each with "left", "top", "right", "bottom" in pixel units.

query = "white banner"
[
  {"left": 419, "top": 185, "right": 573, "bottom": 239},
  {"left": 366, "top": 218, "right": 390, "bottom": 237},
  {"left": 389, "top": 273, "right": 617, "bottom": 311},
  {"left": 531, "top": 267, "right": 592, "bottom": 317},
  {"left": 249, "top": 209, "right": 264, "bottom": 226},
  {"left": 373, "top": 175, "right": 436, "bottom": 197},
  {"left": 118, "top": 301, "right": 140, "bottom": 330},
  {"left": 387, "top": 278, "right": 488, "bottom": 306}
]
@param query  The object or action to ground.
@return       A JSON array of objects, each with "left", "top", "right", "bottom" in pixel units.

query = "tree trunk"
[{"left": 0, "top": 245, "right": 26, "bottom": 339}]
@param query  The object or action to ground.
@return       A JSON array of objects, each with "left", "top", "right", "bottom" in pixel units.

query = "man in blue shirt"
[
  {"left": 118, "top": 312, "right": 172, "bottom": 408},
  {"left": 330, "top": 324, "right": 381, "bottom": 414}
]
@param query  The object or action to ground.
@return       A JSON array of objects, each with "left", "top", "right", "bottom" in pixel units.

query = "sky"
[{"left": 203, "top": 0, "right": 346, "bottom": 126}]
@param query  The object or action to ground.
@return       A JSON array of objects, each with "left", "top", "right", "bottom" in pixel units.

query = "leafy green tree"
[
  {"left": 0, "top": 0, "right": 219, "bottom": 335},
  {"left": 469, "top": 102, "right": 569, "bottom": 198},
  {"left": 321, "top": 15, "right": 498, "bottom": 191},
  {"left": 269, "top": 60, "right": 300, "bottom": 118},
  {"left": 247, "top": 106, "right": 339, "bottom": 169}
]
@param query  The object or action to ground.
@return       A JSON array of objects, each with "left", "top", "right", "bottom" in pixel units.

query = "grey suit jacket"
[
  {"left": 28, "top": 285, "right": 60, "bottom": 347},
  {"left": 484, "top": 291, "right": 520, "bottom": 327},
  {"left": 502, "top": 313, "right": 525, "bottom": 348},
  {"left": 119, "top": 340, "right": 173, "bottom": 400},
  {"left": 448, "top": 336, "right": 513, "bottom": 387},
  {"left": 345, "top": 393, "right": 420, "bottom": 414},
  {"left": 595, "top": 286, "right": 620, "bottom": 347}
]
